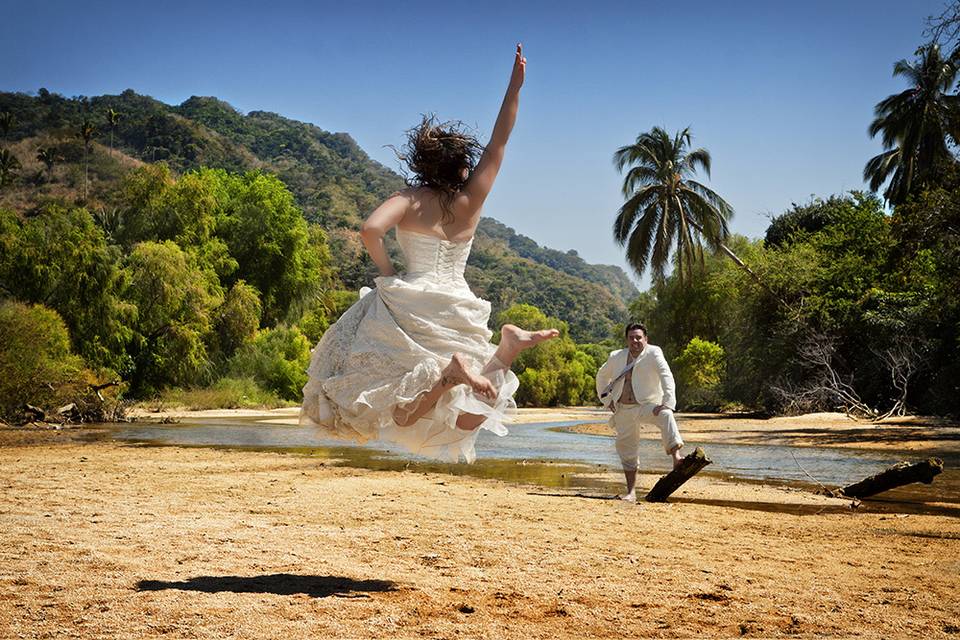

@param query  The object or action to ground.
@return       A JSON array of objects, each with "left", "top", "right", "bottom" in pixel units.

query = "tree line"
[{"left": 610, "top": 11, "right": 960, "bottom": 417}]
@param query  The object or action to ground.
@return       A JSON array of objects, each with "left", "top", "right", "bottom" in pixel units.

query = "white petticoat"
[{"left": 299, "top": 275, "right": 518, "bottom": 463}]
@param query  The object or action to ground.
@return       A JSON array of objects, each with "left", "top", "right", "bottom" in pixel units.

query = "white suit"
[{"left": 595, "top": 346, "right": 683, "bottom": 469}]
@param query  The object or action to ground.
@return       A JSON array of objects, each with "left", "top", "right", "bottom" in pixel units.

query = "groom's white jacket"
[{"left": 595, "top": 346, "right": 677, "bottom": 411}]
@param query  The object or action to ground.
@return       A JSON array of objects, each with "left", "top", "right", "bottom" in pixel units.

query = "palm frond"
[{"left": 613, "top": 186, "right": 659, "bottom": 245}]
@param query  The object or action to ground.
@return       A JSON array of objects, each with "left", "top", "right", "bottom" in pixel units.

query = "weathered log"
[
  {"left": 22, "top": 404, "right": 46, "bottom": 422},
  {"left": 645, "top": 447, "right": 712, "bottom": 503},
  {"left": 831, "top": 458, "right": 944, "bottom": 499}
]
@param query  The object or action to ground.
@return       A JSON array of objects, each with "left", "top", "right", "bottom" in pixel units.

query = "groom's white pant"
[{"left": 610, "top": 403, "right": 683, "bottom": 471}]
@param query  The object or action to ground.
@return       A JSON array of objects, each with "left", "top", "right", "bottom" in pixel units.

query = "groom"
[{"left": 596, "top": 322, "right": 684, "bottom": 501}]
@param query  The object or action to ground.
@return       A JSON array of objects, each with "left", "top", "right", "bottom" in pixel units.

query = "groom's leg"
[
  {"left": 639, "top": 404, "right": 684, "bottom": 469},
  {"left": 614, "top": 407, "right": 641, "bottom": 500}
]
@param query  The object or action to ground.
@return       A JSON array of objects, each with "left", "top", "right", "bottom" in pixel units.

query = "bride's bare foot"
[
  {"left": 442, "top": 354, "right": 497, "bottom": 399},
  {"left": 498, "top": 324, "right": 560, "bottom": 363}
]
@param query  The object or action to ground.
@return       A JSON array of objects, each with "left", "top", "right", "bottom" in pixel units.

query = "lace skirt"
[{"left": 299, "top": 275, "right": 518, "bottom": 462}]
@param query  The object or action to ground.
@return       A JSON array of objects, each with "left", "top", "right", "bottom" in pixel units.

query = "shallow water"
[{"left": 93, "top": 417, "right": 960, "bottom": 516}]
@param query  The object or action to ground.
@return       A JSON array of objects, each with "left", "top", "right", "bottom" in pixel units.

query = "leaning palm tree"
[
  {"left": 864, "top": 44, "right": 960, "bottom": 205},
  {"left": 0, "top": 148, "right": 21, "bottom": 188},
  {"left": 614, "top": 126, "right": 749, "bottom": 285}
]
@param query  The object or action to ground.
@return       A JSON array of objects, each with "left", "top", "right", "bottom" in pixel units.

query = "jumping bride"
[{"left": 300, "top": 44, "right": 558, "bottom": 462}]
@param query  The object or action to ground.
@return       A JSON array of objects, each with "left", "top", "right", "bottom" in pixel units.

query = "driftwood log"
[
  {"left": 645, "top": 447, "right": 712, "bottom": 503},
  {"left": 829, "top": 458, "right": 944, "bottom": 499}
]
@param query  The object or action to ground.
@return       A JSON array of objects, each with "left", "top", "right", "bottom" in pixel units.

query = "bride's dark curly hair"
[{"left": 396, "top": 116, "right": 485, "bottom": 223}]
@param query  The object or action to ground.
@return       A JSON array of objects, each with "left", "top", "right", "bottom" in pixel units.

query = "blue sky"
[{"left": 1, "top": 0, "right": 947, "bottom": 288}]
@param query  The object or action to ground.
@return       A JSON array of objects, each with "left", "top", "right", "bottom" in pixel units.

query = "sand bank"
[{"left": 1, "top": 432, "right": 958, "bottom": 639}]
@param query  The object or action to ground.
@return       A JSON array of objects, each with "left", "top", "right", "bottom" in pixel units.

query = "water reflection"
[{"left": 96, "top": 417, "right": 959, "bottom": 516}]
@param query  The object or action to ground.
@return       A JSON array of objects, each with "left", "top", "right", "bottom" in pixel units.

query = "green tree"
[
  {"left": 864, "top": 44, "right": 960, "bottom": 205},
  {"left": 0, "top": 148, "right": 20, "bottom": 188},
  {"left": 0, "top": 206, "right": 134, "bottom": 371},
  {"left": 295, "top": 288, "right": 358, "bottom": 343},
  {"left": 674, "top": 337, "right": 725, "bottom": 409},
  {"left": 495, "top": 303, "right": 598, "bottom": 407},
  {"left": 123, "top": 240, "right": 224, "bottom": 394},
  {"left": 613, "top": 127, "right": 734, "bottom": 284},
  {"left": 227, "top": 325, "right": 311, "bottom": 400},
  {"left": 0, "top": 301, "right": 91, "bottom": 421},
  {"left": 36, "top": 147, "right": 58, "bottom": 180},
  {"left": 217, "top": 170, "right": 325, "bottom": 325},
  {"left": 212, "top": 280, "right": 262, "bottom": 365}
]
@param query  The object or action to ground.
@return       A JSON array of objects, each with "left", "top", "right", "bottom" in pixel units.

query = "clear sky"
[{"left": 0, "top": 0, "right": 946, "bottom": 288}]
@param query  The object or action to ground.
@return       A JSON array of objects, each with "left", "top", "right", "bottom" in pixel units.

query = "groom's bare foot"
[
  {"left": 442, "top": 354, "right": 497, "bottom": 399},
  {"left": 671, "top": 448, "right": 684, "bottom": 470},
  {"left": 499, "top": 324, "right": 560, "bottom": 362}
]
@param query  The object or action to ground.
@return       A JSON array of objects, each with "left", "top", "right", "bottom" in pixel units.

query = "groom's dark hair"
[{"left": 624, "top": 322, "right": 647, "bottom": 338}]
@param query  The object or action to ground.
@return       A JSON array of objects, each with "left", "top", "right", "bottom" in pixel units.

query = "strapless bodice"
[{"left": 396, "top": 227, "right": 473, "bottom": 286}]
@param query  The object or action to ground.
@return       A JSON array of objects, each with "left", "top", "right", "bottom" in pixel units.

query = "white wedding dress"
[{"left": 299, "top": 227, "right": 519, "bottom": 462}]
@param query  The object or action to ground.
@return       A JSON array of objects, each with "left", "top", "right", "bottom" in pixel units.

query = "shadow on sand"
[
  {"left": 136, "top": 573, "right": 397, "bottom": 598},
  {"left": 527, "top": 491, "right": 960, "bottom": 517}
]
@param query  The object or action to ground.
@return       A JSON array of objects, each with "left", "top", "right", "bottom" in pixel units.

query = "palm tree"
[
  {"left": 79, "top": 119, "right": 97, "bottom": 200},
  {"left": 0, "top": 148, "right": 21, "bottom": 188},
  {"left": 613, "top": 126, "right": 753, "bottom": 286},
  {"left": 864, "top": 44, "right": 960, "bottom": 205},
  {"left": 36, "top": 147, "right": 58, "bottom": 180},
  {"left": 107, "top": 108, "right": 121, "bottom": 156}
]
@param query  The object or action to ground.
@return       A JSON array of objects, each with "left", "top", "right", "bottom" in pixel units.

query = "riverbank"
[
  {"left": 124, "top": 405, "right": 960, "bottom": 455},
  {"left": 2, "top": 436, "right": 958, "bottom": 639},
  {"left": 123, "top": 405, "right": 608, "bottom": 426},
  {"left": 561, "top": 410, "right": 960, "bottom": 456}
]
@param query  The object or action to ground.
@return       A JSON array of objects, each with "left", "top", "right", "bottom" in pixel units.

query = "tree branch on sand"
[
  {"left": 770, "top": 333, "right": 877, "bottom": 419},
  {"left": 872, "top": 339, "right": 925, "bottom": 420},
  {"left": 825, "top": 458, "right": 944, "bottom": 499}
]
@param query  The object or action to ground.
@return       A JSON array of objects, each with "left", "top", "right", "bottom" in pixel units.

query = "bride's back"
[{"left": 396, "top": 186, "right": 480, "bottom": 243}]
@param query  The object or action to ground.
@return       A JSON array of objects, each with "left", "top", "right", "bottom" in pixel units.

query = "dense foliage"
[
  {"left": 636, "top": 192, "right": 960, "bottom": 416},
  {"left": 0, "top": 301, "right": 94, "bottom": 420}
]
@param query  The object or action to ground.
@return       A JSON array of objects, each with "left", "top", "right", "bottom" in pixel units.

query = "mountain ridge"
[{"left": 0, "top": 88, "right": 637, "bottom": 341}]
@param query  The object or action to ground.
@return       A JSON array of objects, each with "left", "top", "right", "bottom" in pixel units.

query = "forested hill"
[
  {"left": 475, "top": 218, "right": 638, "bottom": 304},
  {"left": 0, "top": 89, "right": 635, "bottom": 341}
]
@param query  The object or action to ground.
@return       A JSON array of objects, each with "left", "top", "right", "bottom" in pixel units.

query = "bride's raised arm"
[{"left": 462, "top": 44, "right": 526, "bottom": 209}]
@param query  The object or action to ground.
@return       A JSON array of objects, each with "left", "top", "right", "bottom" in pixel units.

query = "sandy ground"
[{"left": 2, "top": 418, "right": 959, "bottom": 639}]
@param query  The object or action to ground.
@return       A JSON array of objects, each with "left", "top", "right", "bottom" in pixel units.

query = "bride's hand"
[{"left": 509, "top": 43, "right": 526, "bottom": 90}]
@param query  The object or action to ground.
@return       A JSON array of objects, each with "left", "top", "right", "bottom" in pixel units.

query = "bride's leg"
[
  {"left": 396, "top": 325, "right": 561, "bottom": 429},
  {"left": 456, "top": 324, "right": 560, "bottom": 431},
  {"left": 392, "top": 354, "right": 495, "bottom": 427},
  {"left": 487, "top": 324, "right": 560, "bottom": 372}
]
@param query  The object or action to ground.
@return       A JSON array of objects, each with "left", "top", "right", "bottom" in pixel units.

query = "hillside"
[{"left": 0, "top": 89, "right": 636, "bottom": 341}]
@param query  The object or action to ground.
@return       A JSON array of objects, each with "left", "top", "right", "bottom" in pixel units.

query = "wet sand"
[{"left": 2, "top": 418, "right": 959, "bottom": 638}]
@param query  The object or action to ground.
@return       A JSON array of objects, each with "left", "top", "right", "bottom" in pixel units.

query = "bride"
[{"left": 300, "top": 44, "right": 558, "bottom": 462}]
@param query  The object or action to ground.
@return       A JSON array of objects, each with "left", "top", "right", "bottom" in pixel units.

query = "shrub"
[
  {"left": 0, "top": 301, "right": 93, "bottom": 421},
  {"left": 674, "top": 337, "right": 725, "bottom": 410},
  {"left": 228, "top": 325, "right": 311, "bottom": 400}
]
